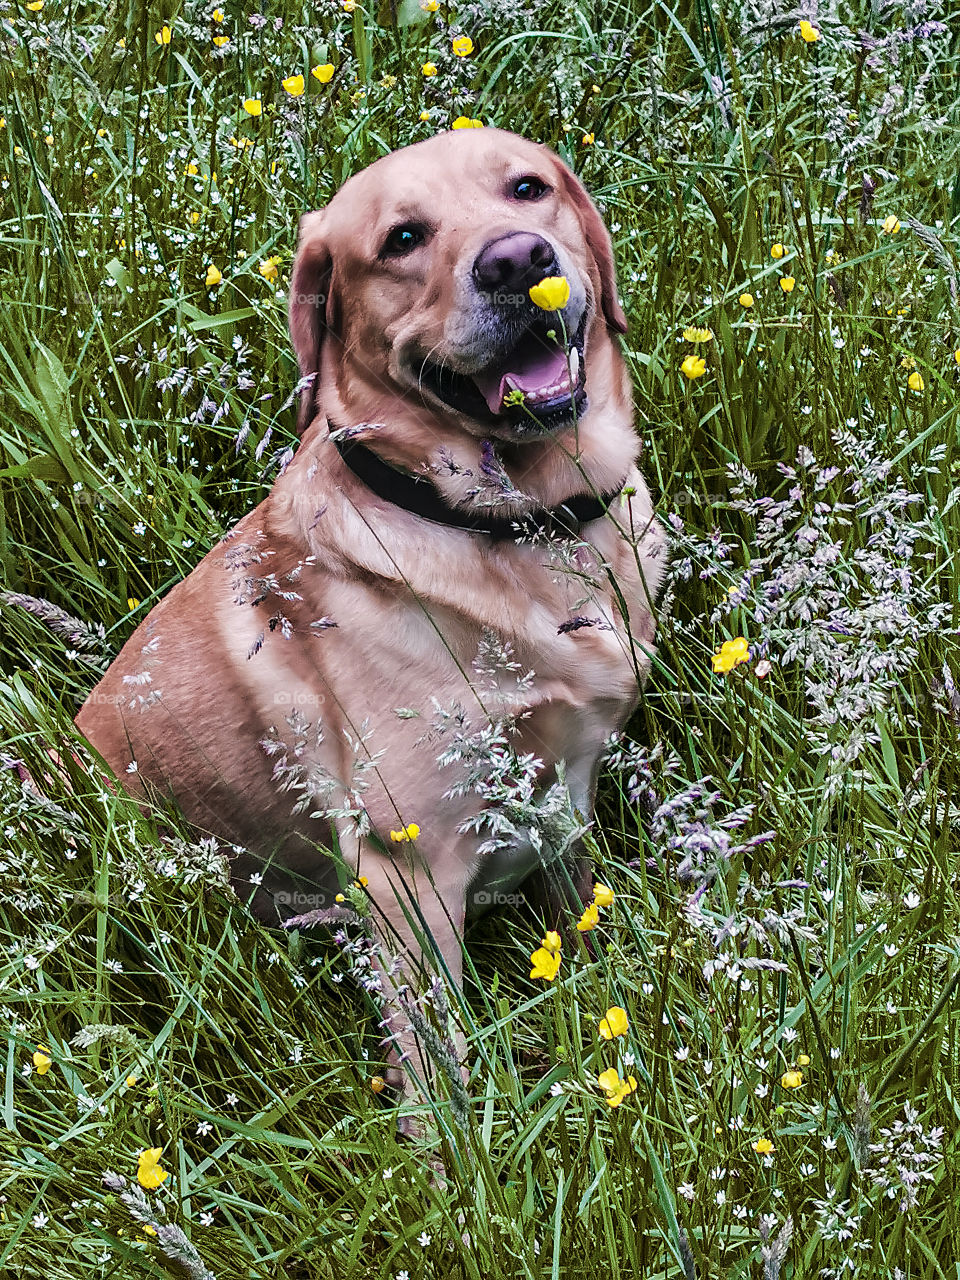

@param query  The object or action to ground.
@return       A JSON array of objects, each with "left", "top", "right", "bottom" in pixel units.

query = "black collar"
[{"left": 330, "top": 429, "right": 624, "bottom": 541}]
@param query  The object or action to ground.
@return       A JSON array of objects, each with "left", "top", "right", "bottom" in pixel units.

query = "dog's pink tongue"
[{"left": 473, "top": 345, "right": 571, "bottom": 414}]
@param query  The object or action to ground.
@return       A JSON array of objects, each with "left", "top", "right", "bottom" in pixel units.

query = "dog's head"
[{"left": 289, "top": 128, "right": 629, "bottom": 444}]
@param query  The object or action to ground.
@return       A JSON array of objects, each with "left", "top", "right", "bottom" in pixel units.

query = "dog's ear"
[
  {"left": 555, "top": 164, "right": 628, "bottom": 335},
  {"left": 289, "top": 210, "right": 337, "bottom": 435}
]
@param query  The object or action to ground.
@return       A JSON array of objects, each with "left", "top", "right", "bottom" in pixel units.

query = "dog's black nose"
[{"left": 472, "top": 232, "right": 559, "bottom": 295}]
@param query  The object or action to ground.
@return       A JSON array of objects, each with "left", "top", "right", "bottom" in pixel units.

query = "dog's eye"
[
  {"left": 380, "top": 223, "right": 427, "bottom": 258},
  {"left": 511, "top": 176, "right": 549, "bottom": 201}
]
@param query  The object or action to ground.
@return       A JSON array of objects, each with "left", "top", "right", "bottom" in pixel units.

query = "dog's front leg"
[
  {"left": 357, "top": 850, "right": 470, "bottom": 1122},
  {"left": 517, "top": 721, "right": 606, "bottom": 947}
]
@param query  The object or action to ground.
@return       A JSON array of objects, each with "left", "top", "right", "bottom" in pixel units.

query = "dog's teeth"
[
  {"left": 569, "top": 347, "right": 580, "bottom": 381},
  {"left": 500, "top": 375, "right": 521, "bottom": 406}
]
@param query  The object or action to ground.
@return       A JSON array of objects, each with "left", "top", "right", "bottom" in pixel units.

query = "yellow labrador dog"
[{"left": 76, "top": 127, "right": 666, "bottom": 1098}]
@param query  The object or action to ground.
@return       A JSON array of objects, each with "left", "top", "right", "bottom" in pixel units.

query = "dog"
[{"left": 75, "top": 127, "right": 666, "bottom": 1104}]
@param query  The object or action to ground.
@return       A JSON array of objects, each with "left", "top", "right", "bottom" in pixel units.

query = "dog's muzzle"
[{"left": 414, "top": 232, "right": 588, "bottom": 434}]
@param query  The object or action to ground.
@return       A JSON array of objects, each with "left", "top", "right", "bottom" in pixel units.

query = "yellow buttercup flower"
[
  {"left": 780, "top": 276, "right": 796, "bottom": 293},
  {"left": 212, "top": 35, "right": 229, "bottom": 46},
  {"left": 683, "top": 326, "right": 713, "bottom": 343},
  {"left": 541, "top": 930, "right": 562, "bottom": 955},
  {"left": 753, "top": 1137, "right": 775, "bottom": 1154},
  {"left": 155, "top": 24, "right": 172, "bottom": 44},
  {"left": 781, "top": 1070, "right": 803, "bottom": 1090},
  {"left": 125, "top": 1074, "right": 138, "bottom": 1088},
  {"left": 597, "top": 1067, "right": 620, "bottom": 1094},
  {"left": 452, "top": 35, "right": 473, "bottom": 56},
  {"left": 739, "top": 293, "right": 754, "bottom": 307},
  {"left": 771, "top": 242, "right": 785, "bottom": 259},
  {"left": 797, "top": 1054, "right": 810, "bottom": 1066},
  {"left": 593, "top": 882, "right": 615, "bottom": 908},
  {"left": 421, "top": 61, "right": 437, "bottom": 77},
  {"left": 576, "top": 902, "right": 599, "bottom": 932},
  {"left": 312, "top": 63, "right": 335, "bottom": 82},
  {"left": 212, "top": 8, "right": 224, "bottom": 20},
  {"left": 597, "top": 1067, "right": 619, "bottom": 1097},
  {"left": 582, "top": 132, "right": 595, "bottom": 145},
  {"left": 597, "top": 1068, "right": 637, "bottom": 1108},
  {"left": 342, "top": 0, "right": 356, "bottom": 9},
  {"left": 421, "top": 0, "right": 439, "bottom": 8},
  {"left": 127, "top": 597, "right": 140, "bottom": 611},
  {"left": 599, "top": 1006, "right": 629, "bottom": 1039},
  {"left": 282, "top": 74, "right": 305, "bottom": 97},
  {"left": 529, "top": 276, "right": 570, "bottom": 311},
  {"left": 451, "top": 115, "right": 483, "bottom": 129},
  {"left": 204, "top": 265, "right": 222, "bottom": 288},
  {"left": 530, "top": 946, "right": 561, "bottom": 981},
  {"left": 419, "top": 110, "right": 431, "bottom": 121},
  {"left": 242, "top": 98, "right": 262, "bottom": 116},
  {"left": 26, "top": 1, "right": 43, "bottom": 10},
  {"left": 259, "top": 255, "right": 281, "bottom": 282},
  {"left": 798, "top": 20, "right": 820, "bottom": 41},
  {"left": 908, "top": 371, "right": 924, "bottom": 391},
  {"left": 882, "top": 214, "right": 901, "bottom": 235},
  {"left": 137, "top": 1147, "right": 169, "bottom": 1189},
  {"left": 32, "top": 1044, "right": 51, "bottom": 1075},
  {"left": 712, "top": 636, "right": 750, "bottom": 674},
  {"left": 138, "top": 1167, "right": 168, "bottom": 1191},
  {"left": 680, "top": 354, "right": 706, "bottom": 380}
]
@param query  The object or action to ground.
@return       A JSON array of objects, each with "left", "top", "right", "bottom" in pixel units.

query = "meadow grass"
[{"left": 1, "top": 0, "right": 960, "bottom": 1275}]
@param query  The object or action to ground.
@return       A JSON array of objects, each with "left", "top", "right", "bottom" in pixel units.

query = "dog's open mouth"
[{"left": 417, "top": 312, "right": 587, "bottom": 433}]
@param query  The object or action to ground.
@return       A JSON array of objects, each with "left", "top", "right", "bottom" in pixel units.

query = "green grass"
[{"left": 2, "top": 0, "right": 960, "bottom": 1275}]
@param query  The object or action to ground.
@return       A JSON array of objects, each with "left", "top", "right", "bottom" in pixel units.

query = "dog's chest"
[
  {"left": 407, "top": 534, "right": 647, "bottom": 788},
  {"left": 487, "top": 535, "right": 644, "bottom": 700},
  {"left": 380, "top": 522, "right": 653, "bottom": 724}
]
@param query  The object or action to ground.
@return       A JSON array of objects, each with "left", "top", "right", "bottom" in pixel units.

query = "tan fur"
[{"left": 76, "top": 128, "right": 666, "bottom": 1099}]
